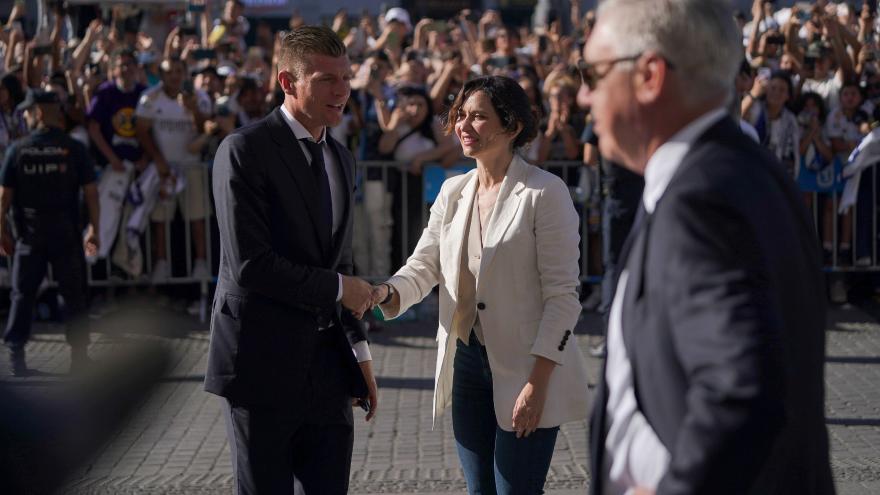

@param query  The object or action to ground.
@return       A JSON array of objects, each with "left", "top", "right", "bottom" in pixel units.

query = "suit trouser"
[
  {"left": 3, "top": 228, "right": 89, "bottom": 349},
  {"left": 224, "top": 331, "right": 355, "bottom": 495}
]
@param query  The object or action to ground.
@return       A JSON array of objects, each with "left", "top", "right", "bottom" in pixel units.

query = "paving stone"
[{"left": 0, "top": 304, "right": 874, "bottom": 493}]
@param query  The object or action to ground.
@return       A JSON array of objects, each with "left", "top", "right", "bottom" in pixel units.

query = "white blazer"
[{"left": 382, "top": 155, "right": 591, "bottom": 431}]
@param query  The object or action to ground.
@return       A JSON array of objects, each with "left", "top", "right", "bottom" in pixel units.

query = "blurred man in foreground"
[{"left": 584, "top": 1, "right": 834, "bottom": 493}]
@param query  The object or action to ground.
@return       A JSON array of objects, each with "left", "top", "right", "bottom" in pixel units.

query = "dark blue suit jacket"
[
  {"left": 590, "top": 117, "right": 834, "bottom": 494},
  {"left": 204, "top": 107, "right": 368, "bottom": 408}
]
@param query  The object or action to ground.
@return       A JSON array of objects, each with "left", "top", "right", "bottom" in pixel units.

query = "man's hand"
[
  {"left": 83, "top": 225, "right": 99, "bottom": 257},
  {"left": 370, "top": 283, "right": 389, "bottom": 307},
  {"left": 155, "top": 158, "right": 171, "bottom": 178},
  {"left": 341, "top": 275, "right": 373, "bottom": 319},
  {"left": 632, "top": 488, "right": 655, "bottom": 495},
  {"left": 205, "top": 119, "right": 220, "bottom": 135},
  {"left": 352, "top": 360, "right": 379, "bottom": 421}
]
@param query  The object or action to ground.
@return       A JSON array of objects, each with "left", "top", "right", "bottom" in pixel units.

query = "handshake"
[{"left": 341, "top": 275, "right": 394, "bottom": 319}]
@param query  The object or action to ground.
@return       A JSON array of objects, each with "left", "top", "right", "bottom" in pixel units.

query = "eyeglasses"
[{"left": 578, "top": 54, "right": 675, "bottom": 90}]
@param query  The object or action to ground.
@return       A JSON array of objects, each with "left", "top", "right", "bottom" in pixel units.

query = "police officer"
[{"left": 0, "top": 90, "right": 100, "bottom": 376}]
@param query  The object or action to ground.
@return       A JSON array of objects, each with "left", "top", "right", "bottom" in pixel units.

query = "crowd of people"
[
  {"left": 0, "top": 0, "right": 878, "bottom": 304},
  {"left": 736, "top": 0, "right": 880, "bottom": 303}
]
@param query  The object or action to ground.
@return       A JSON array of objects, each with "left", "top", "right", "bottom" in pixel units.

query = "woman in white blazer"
[{"left": 372, "top": 76, "right": 590, "bottom": 494}]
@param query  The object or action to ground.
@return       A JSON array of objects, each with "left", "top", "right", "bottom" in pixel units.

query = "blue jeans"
[{"left": 452, "top": 332, "right": 559, "bottom": 495}]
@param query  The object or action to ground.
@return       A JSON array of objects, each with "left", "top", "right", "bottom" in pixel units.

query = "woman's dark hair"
[
  {"left": 443, "top": 75, "right": 538, "bottom": 150},
  {"left": 396, "top": 85, "right": 435, "bottom": 143},
  {"left": 798, "top": 91, "right": 827, "bottom": 123},
  {"left": 0, "top": 73, "right": 25, "bottom": 110}
]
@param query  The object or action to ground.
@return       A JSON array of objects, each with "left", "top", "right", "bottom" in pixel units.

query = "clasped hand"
[{"left": 340, "top": 276, "right": 392, "bottom": 319}]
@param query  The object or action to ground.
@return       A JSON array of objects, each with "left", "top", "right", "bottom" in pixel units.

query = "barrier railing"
[
  {"left": 352, "top": 160, "right": 600, "bottom": 285},
  {"left": 3, "top": 159, "right": 874, "bottom": 324},
  {"left": 806, "top": 164, "right": 880, "bottom": 272}
]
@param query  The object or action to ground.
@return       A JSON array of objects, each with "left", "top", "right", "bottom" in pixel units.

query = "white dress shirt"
[
  {"left": 602, "top": 108, "right": 727, "bottom": 494},
  {"left": 279, "top": 105, "right": 371, "bottom": 363}
]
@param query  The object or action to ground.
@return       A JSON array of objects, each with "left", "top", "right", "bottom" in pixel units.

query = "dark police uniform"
[{"left": 1, "top": 125, "right": 96, "bottom": 352}]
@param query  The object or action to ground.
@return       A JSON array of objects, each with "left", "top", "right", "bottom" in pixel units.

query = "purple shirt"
[{"left": 87, "top": 81, "right": 146, "bottom": 164}]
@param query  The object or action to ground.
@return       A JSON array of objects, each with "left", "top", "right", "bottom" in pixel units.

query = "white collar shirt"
[
  {"left": 278, "top": 105, "right": 371, "bottom": 363},
  {"left": 279, "top": 104, "right": 344, "bottom": 236}
]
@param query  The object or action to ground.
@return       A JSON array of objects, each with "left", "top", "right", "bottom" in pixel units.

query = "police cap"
[{"left": 16, "top": 89, "right": 60, "bottom": 112}]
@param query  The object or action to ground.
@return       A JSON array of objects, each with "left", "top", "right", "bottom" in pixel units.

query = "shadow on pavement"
[
  {"left": 826, "top": 417, "right": 880, "bottom": 426},
  {"left": 377, "top": 376, "right": 434, "bottom": 390},
  {"left": 826, "top": 356, "right": 880, "bottom": 364}
]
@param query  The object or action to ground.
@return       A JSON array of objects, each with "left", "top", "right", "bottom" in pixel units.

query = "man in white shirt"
[
  {"left": 584, "top": 1, "right": 833, "bottom": 494},
  {"left": 135, "top": 57, "right": 213, "bottom": 281}
]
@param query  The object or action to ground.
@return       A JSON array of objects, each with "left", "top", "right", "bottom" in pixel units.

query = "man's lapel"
[
  {"left": 327, "top": 136, "right": 354, "bottom": 267},
  {"left": 620, "top": 210, "right": 651, "bottom": 354},
  {"left": 266, "top": 108, "right": 330, "bottom": 255}
]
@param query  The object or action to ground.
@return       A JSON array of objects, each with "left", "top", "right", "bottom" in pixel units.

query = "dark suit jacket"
[
  {"left": 590, "top": 117, "right": 834, "bottom": 495},
  {"left": 204, "top": 107, "right": 368, "bottom": 408}
]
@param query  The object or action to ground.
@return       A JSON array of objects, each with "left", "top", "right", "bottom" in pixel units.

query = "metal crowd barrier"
[
  {"left": 807, "top": 164, "right": 880, "bottom": 271},
  {"left": 353, "top": 160, "right": 600, "bottom": 285},
  {"left": 2, "top": 159, "right": 874, "bottom": 324}
]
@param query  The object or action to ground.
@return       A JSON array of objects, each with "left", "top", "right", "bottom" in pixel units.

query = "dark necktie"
[{"left": 301, "top": 138, "right": 333, "bottom": 244}]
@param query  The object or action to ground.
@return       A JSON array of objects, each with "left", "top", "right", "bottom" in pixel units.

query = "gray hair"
[{"left": 597, "top": 0, "right": 741, "bottom": 105}]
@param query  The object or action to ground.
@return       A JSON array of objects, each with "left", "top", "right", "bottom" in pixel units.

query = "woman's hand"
[
  {"left": 512, "top": 381, "right": 548, "bottom": 438},
  {"left": 809, "top": 114, "right": 821, "bottom": 135},
  {"left": 512, "top": 356, "right": 557, "bottom": 438}
]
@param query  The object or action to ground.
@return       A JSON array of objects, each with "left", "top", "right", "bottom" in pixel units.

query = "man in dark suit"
[
  {"left": 205, "top": 26, "right": 378, "bottom": 494},
  {"left": 583, "top": 1, "right": 834, "bottom": 494}
]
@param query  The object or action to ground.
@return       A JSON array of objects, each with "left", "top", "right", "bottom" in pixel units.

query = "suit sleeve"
[
  {"left": 213, "top": 133, "right": 339, "bottom": 308},
  {"left": 337, "top": 153, "right": 368, "bottom": 346},
  {"left": 531, "top": 176, "right": 582, "bottom": 365},
  {"left": 656, "top": 192, "right": 786, "bottom": 495}
]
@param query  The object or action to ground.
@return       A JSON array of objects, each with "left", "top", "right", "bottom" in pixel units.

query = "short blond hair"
[{"left": 278, "top": 25, "right": 346, "bottom": 81}]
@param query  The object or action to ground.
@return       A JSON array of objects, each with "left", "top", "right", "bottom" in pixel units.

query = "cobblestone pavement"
[{"left": 1, "top": 298, "right": 879, "bottom": 494}]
